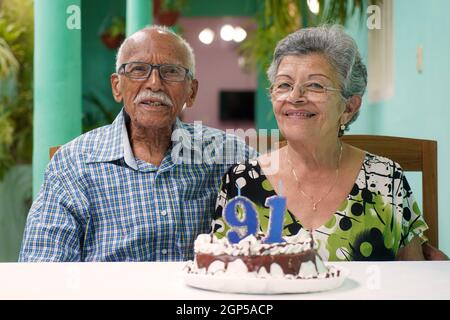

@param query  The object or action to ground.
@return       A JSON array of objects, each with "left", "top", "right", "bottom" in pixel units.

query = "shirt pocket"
[{"left": 180, "top": 193, "right": 216, "bottom": 257}]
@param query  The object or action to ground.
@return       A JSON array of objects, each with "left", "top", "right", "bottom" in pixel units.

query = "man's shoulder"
[
  {"left": 175, "top": 120, "right": 259, "bottom": 166},
  {"left": 50, "top": 123, "right": 114, "bottom": 168}
]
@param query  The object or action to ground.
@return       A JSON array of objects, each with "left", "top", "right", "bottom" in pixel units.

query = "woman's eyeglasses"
[{"left": 270, "top": 81, "right": 342, "bottom": 99}]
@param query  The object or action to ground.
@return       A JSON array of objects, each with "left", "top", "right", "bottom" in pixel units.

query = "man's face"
[{"left": 111, "top": 30, "right": 198, "bottom": 131}]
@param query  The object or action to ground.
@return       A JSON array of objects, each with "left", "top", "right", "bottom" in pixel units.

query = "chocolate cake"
[{"left": 186, "top": 232, "right": 340, "bottom": 279}]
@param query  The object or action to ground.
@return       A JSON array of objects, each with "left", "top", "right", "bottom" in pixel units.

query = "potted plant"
[
  {"left": 100, "top": 16, "right": 125, "bottom": 49},
  {"left": 153, "top": 0, "right": 187, "bottom": 26}
]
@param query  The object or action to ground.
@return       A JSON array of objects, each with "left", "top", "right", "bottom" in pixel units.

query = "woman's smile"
[{"left": 283, "top": 109, "right": 317, "bottom": 119}]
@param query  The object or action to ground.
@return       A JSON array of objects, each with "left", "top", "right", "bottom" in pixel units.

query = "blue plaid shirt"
[{"left": 19, "top": 110, "right": 256, "bottom": 262}]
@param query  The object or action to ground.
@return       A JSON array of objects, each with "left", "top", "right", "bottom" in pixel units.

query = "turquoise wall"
[
  {"left": 385, "top": 0, "right": 449, "bottom": 252},
  {"left": 349, "top": 0, "right": 450, "bottom": 252}
]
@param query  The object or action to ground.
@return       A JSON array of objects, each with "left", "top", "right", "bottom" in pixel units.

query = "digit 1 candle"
[{"left": 263, "top": 181, "right": 286, "bottom": 244}]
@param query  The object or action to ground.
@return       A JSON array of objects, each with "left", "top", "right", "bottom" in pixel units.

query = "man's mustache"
[{"left": 134, "top": 90, "right": 173, "bottom": 107}]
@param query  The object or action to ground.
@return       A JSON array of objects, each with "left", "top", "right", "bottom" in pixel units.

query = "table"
[{"left": 0, "top": 261, "right": 449, "bottom": 299}]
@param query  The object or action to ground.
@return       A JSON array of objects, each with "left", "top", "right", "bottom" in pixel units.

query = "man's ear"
[
  {"left": 341, "top": 95, "right": 362, "bottom": 124},
  {"left": 185, "top": 79, "right": 199, "bottom": 109},
  {"left": 111, "top": 73, "right": 123, "bottom": 103}
]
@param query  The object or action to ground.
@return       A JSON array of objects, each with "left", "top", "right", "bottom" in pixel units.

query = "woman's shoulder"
[
  {"left": 219, "top": 157, "right": 273, "bottom": 200},
  {"left": 224, "top": 157, "right": 262, "bottom": 178},
  {"left": 363, "top": 152, "right": 404, "bottom": 173},
  {"left": 364, "top": 151, "right": 401, "bottom": 168}
]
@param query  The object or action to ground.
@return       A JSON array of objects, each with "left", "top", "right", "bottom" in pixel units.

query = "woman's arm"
[
  {"left": 396, "top": 236, "right": 425, "bottom": 260},
  {"left": 422, "top": 242, "right": 449, "bottom": 260}
]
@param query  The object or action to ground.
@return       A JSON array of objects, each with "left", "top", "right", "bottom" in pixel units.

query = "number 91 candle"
[{"left": 223, "top": 184, "right": 286, "bottom": 244}]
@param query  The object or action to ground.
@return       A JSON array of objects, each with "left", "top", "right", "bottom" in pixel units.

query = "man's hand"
[{"left": 422, "top": 242, "right": 449, "bottom": 260}]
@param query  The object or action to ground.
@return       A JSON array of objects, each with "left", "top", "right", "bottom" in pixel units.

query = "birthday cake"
[
  {"left": 185, "top": 232, "right": 340, "bottom": 281},
  {"left": 184, "top": 194, "right": 346, "bottom": 293}
]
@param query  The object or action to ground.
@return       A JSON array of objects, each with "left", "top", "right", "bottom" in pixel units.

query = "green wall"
[
  {"left": 349, "top": 0, "right": 449, "bottom": 252},
  {"left": 182, "top": 0, "right": 257, "bottom": 17},
  {"left": 81, "top": 0, "right": 125, "bottom": 131}
]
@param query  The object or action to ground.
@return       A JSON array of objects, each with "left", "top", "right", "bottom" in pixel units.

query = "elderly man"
[{"left": 19, "top": 26, "right": 257, "bottom": 262}]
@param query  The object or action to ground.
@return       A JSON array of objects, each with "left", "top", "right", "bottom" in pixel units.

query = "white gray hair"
[
  {"left": 115, "top": 25, "right": 196, "bottom": 77},
  {"left": 267, "top": 25, "right": 367, "bottom": 131}
]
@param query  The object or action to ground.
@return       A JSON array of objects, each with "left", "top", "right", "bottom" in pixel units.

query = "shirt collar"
[
  {"left": 86, "top": 109, "right": 125, "bottom": 164},
  {"left": 86, "top": 109, "right": 189, "bottom": 171},
  {"left": 121, "top": 118, "right": 138, "bottom": 170}
]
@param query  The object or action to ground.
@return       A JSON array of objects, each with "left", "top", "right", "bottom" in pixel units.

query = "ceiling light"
[
  {"left": 198, "top": 28, "right": 214, "bottom": 45},
  {"left": 220, "top": 24, "right": 234, "bottom": 41},
  {"left": 233, "top": 27, "right": 247, "bottom": 42},
  {"left": 307, "top": 0, "right": 320, "bottom": 15}
]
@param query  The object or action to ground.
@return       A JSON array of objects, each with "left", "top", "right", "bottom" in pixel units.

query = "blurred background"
[{"left": 0, "top": 0, "right": 449, "bottom": 261}]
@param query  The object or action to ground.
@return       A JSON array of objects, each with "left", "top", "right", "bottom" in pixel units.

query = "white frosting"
[
  {"left": 194, "top": 233, "right": 314, "bottom": 256},
  {"left": 257, "top": 266, "right": 269, "bottom": 278},
  {"left": 226, "top": 260, "right": 258, "bottom": 278},
  {"left": 299, "top": 261, "right": 317, "bottom": 279},
  {"left": 315, "top": 256, "right": 328, "bottom": 275},
  {"left": 208, "top": 260, "right": 225, "bottom": 274},
  {"left": 269, "top": 263, "right": 285, "bottom": 278}
]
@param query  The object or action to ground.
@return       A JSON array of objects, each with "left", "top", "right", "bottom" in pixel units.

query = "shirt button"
[
  {"left": 160, "top": 210, "right": 167, "bottom": 216},
  {"left": 161, "top": 249, "right": 168, "bottom": 255}
]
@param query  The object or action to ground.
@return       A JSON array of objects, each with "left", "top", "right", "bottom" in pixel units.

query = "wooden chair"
[
  {"left": 49, "top": 146, "right": 60, "bottom": 159},
  {"left": 341, "top": 135, "right": 438, "bottom": 247}
]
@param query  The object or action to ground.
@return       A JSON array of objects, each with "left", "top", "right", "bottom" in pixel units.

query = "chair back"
[
  {"left": 341, "top": 135, "right": 438, "bottom": 247},
  {"left": 49, "top": 146, "right": 60, "bottom": 160}
]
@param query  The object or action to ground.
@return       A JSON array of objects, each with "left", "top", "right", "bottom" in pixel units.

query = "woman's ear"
[
  {"left": 111, "top": 73, "right": 123, "bottom": 103},
  {"left": 342, "top": 95, "right": 362, "bottom": 124}
]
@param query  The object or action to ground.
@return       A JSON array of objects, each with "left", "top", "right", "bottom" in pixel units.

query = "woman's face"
[{"left": 271, "top": 54, "right": 351, "bottom": 142}]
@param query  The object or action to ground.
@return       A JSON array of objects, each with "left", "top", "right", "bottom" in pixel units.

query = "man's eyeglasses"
[
  {"left": 270, "top": 81, "right": 342, "bottom": 98},
  {"left": 118, "top": 62, "right": 193, "bottom": 82}
]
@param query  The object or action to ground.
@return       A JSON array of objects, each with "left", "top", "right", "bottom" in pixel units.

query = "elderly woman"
[{"left": 212, "top": 25, "right": 428, "bottom": 261}]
